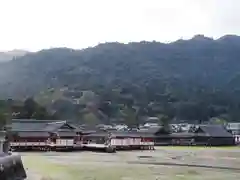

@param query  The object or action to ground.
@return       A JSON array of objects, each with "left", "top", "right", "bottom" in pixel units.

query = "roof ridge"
[
  {"left": 12, "top": 119, "right": 60, "bottom": 123},
  {"left": 47, "top": 121, "right": 67, "bottom": 125}
]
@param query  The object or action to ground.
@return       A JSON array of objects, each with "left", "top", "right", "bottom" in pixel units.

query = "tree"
[
  {"left": 24, "top": 97, "right": 37, "bottom": 118},
  {"left": 158, "top": 115, "right": 171, "bottom": 133},
  {"left": 209, "top": 117, "right": 227, "bottom": 125},
  {"left": 121, "top": 106, "right": 138, "bottom": 128},
  {"left": 14, "top": 98, "right": 55, "bottom": 120},
  {"left": 83, "top": 113, "right": 100, "bottom": 125}
]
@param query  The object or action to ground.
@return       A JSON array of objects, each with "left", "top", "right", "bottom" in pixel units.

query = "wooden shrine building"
[{"left": 9, "top": 119, "right": 81, "bottom": 150}]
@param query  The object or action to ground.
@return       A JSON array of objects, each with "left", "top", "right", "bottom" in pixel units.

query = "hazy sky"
[{"left": 0, "top": 0, "right": 239, "bottom": 51}]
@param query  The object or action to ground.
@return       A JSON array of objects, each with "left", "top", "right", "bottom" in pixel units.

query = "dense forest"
[
  {"left": 0, "top": 35, "right": 240, "bottom": 124},
  {"left": 0, "top": 98, "right": 56, "bottom": 128}
]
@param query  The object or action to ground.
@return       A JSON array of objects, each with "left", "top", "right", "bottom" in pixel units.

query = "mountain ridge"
[
  {"left": 1, "top": 34, "right": 240, "bottom": 97},
  {"left": 0, "top": 49, "right": 29, "bottom": 62},
  {"left": 0, "top": 34, "right": 240, "bottom": 121}
]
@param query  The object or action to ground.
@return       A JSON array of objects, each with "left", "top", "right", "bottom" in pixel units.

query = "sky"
[{"left": 0, "top": 0, "right": 240, "bottom": 51}]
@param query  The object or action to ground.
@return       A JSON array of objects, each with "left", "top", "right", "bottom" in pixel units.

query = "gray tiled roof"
[
  {"left": 84, "top": 131, "right": 155, "bottom": 138},
  {"left": 55, "top": 131, "right": 77, "bottom": 137},
  {"left": 11, "top": 120, "right": 48, "bottom": 131},
  {"left": 197, "top": 125, "right": 233, "bottom": 137},
  {"left": 17, "top": 131, "right": 50, "bottom": 137},
  {"left": 44, "top": 121, "right": 68, "bottom": 131},
  {"left": 11, "top": 119, "right": 81, "bottom": 132},
  {"left": 170, "top": 132, "right": 196, "bottom": 138},
  {"left": 138, "top": 126, "right": 162, "bottom": 134}
]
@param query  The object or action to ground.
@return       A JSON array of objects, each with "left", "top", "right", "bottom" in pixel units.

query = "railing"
[{"left": 10, "top": 142, "right": 48, "bottom": 146}]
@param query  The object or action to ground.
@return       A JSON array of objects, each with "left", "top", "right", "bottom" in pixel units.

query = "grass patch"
[
  {"left": 155, "top": 146, "right": 238, "bottom": 150},
  {"left": 23, "top": 155, "right": 154, "bottom": 180},
  {"left": 23, "top": 155, "right": 77, "bottom": 179},
  {"left": 186, "top": 170, "right": 200, "bottom": 175},
  {"left": 22, "top": 152, "right": 240, "bottom": 180}
]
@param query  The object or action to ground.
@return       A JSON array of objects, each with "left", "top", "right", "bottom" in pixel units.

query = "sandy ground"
[{"left": 20, "top": 147, "right": 240, "bottom": 180}]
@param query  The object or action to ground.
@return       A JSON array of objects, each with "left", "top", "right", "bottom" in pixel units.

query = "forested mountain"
[{"left": 1, "top": 35, "right": 240, "bottom": 123}]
